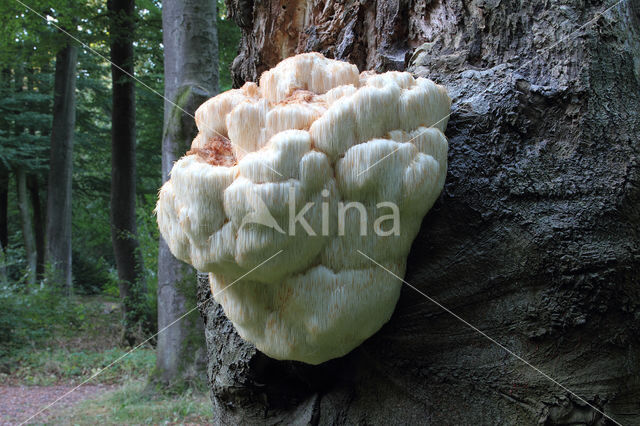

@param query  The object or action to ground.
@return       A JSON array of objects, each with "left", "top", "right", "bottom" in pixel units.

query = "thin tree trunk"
[
  {"left": 26, "top": 68, "right": 45, "bottom": 279},
  {"left": 0, "top": 69, "right": 9, "bottom": 277},
  {"left": 0, "top": 241, "right": 6, "bottom": 285},
  {"left": 27, "top": 174, "right": 45, "bottom": 279},
  {"left": 198, "top": 0, "right": 640, "bottom": 424},
  {"left": 156, "top": 0, "right": 218, "bottom": 385},
  {"left": 13, "top": 67, "right": 36, "bottom": 285},
  {"left": 15, "top": 169, "right": 36, "bottom": 285},
  {"left": 0, "top": 166, "right": 8, "bottom": 251},
  {"left": 25, "top": 71, "right": 46, "bottom": 280},
  {"left": 46, "top": 43, "right": 77, "bottom": 292},
  {"left": 108, "top": 0, "right": 146, "bottom": 345}
]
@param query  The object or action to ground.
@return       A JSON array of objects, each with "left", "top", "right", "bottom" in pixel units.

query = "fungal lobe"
[{"left": 156, "top": 52, "right": 451, "bottom": 365}]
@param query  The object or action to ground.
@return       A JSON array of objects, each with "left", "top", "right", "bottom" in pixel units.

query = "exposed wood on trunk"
[
  {"left": 197, "top": 0, "right": 640, "bottom": 423},
  {"left": 45, "top": 43, "right": 77, "bottom": 291},
  {"left": 108, "top": 0, "right": 146, "bottom": 344},
  {"left": 156, "top": 0, "right": 218, "bottom": 385},
  {"left": 226, "top": 0, "right": 414, "bottom": 87}
]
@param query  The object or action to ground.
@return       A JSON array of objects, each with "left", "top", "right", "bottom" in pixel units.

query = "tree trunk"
[
  {"left": 46, "top": 43, "right": 77, "bottom": 291},
  {"left": 108, "top": 0, "right": 146, "bottom": 344},
  {"left": 15, "top": 169, "right": 36, "bottom": 285},
  {"left": 25, "top": 72, "right": 46, "bottom": 280},
  {"left": 197, "top": 0, "right": 640, "bottom": 424},
  {"left": 0, "top": 70, "right": 9, "bottom": 280},
  {"left": 13, "top": 67, "right": 36, "bottom": 285},
  {"left": 156, "top": 0, "right": 218, "bottom": 386},
  {"left": 27, "top": 174, "right": 45, "bottom": 279},
  {"left": 0, "top": 165, "right": 8, "bottom": 251}
]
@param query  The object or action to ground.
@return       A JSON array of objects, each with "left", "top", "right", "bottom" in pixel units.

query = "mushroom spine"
[{"left": 156, "top": 52, "right": 451, "bottom": 365}]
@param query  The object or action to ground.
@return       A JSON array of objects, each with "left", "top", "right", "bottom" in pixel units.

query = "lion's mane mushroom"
[{"left": 157, "top": 52, "right": 450, "bottom": 365}]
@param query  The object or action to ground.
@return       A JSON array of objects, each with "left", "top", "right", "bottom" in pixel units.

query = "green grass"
[
  {"left": 46, "top": 380, "right": 213, "bottom": 425},
  {"left": 5, "top": 347, "right": 155, "bottom": 386},
  {"left": 2, "top": 294, "right": 212, "bottom": 424},
  {"left": 1, "top": 294, "right": 151, "bottom": 386}
]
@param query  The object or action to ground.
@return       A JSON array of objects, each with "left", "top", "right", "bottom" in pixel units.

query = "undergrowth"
[
  {"left": 46, "top": 380, "right": 213, "bottom": 425},
  {"left": 5, "top": 347, "right": 155, "bottom": 386}
]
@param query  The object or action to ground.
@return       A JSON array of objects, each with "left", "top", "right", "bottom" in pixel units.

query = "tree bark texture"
[
  {"left": 15, "top": 168, "right": 36, "bottom": 285},
  {"left": 0, "top": 70, "right": 9, "bottom": 265},
  {"left": 197, "top": 0, "right": 640, "bottom": 424},
  {"left": 45, "top": 43, "right": 77, "bottom": 291},
  {"left": 13, "top": 67, "right": 36, "bottom": 285},
  {"left": 27, "top": 174, "right": 45, "bottom": 279},
  {"left": 0, "top": 166, "right": 7, "bottom": 250},
  {"left": 157, "top": 0, "right": 219, "bottom": 384},
  {"left": 26, "top": 73, "right": 46, "bottom": 279},
  {"left": 108, "top": 0, "right": 146, "bottom": 342}
]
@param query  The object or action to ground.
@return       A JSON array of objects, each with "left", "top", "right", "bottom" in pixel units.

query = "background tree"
[
  {"left": 45, "top": 39, "right": 77, "bottom": 291},
  {"left": 197, "top": 0, "right": 640, "bottom": 424},
  {"left": 0, "top": 6, "right": 56, "bottom": 287},
  {"left": 13, "top": 66, "right": 37, "bottom": 285},
  {"left": 108, "top": 0, "right": 148, "bottom": 344},
  {"left": 15, "top": 169, "right": 36, "bottom": 284},
  {"left": 155, "top": 0, "right": 219, "bottom": 386}
]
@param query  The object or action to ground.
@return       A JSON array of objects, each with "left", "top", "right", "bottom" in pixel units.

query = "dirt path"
[{"left": 0, "top": 384, "right": 116, "bottom": 425}]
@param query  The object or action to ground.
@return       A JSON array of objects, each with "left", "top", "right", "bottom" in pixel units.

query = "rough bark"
[
  {"left": 156, "top": 0, "right": 218, "bottom": 385},
  {"left": 197, "top": 0, "right": 640, "bottom": 424},
  {"left": 45, "top": 43, "right": 77, "bottom": 291},
  {"left": 108, "top": 0, "right": 146, "bottom": 343},
  {"left": 27, "top": 174, "right": 45, "bottom": 279},
  {"left": 15, "top": 169, "right": 36, "bottom": 285}
]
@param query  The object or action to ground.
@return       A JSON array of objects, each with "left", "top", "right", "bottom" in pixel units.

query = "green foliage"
[
  {"left": 218, "top": 0, "right": 241, "bottom": 91},
  {"left": 0, "top": 0, "right": 242, "bottom": 401},
  {"left": 0, "top": 65, "right": 52, "bottom": 173},
  {"left": 72, "top": 250, "right": 117, "bottom": 294},
  {"left": 0, "top": 237, "right": 30, "bottom": 284},
  {"left": 0, "top": 281, "right": 85, "bottom": 359},
  {"left": 0, "top": 0, "right": 241, "bottom": 295}
]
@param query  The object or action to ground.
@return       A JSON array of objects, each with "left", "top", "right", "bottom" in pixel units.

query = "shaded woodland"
[{"left": 0, "top": 0, "right": 239, "bottom": 398}]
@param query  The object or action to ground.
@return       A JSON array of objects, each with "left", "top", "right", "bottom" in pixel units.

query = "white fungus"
[{"left": 157, "top": 52, "right": 451, "bottom": 365}]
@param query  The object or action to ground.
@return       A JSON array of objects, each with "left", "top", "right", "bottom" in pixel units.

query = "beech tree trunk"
[
  {"left": 156, "top": 0, "right": 218, "bottom": 385},
  {"left": 46, "top": 43, "right": 77, "bottom": 291},
  {"left": 13, "top": 68, "right": 36, "bottom": 285},
  {"left": 27, "top": 174, "right": 45, "bottom": 279},
  {"left": 0, "top": 165, "right": 7, "bottom": 250},
  {"left": 108, "top": 0, "right": 146, "bottom": 344},
  {"left": 197, "top": 0, "right": 640, "bottom": 424},
  {"left": 15, "top": 169, "right": 36, "bottom": 285},
  {"left": 0, "top": 71, "right": 8, "bottom": 279},
  {"left": 26, "top": 73, "right": 46, "bottom": 280}
]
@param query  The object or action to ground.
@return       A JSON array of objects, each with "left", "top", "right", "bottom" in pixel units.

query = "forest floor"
[
  {"left": 0, "top": 384, "right": 117, "bottom": 424},
  {"left": 0, "top": 296, "right": 212, "bottom": 425}
]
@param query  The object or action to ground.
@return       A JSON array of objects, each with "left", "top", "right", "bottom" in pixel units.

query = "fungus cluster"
[{"left": 157, "top": 52, "right": 450, "bottom": 365}]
